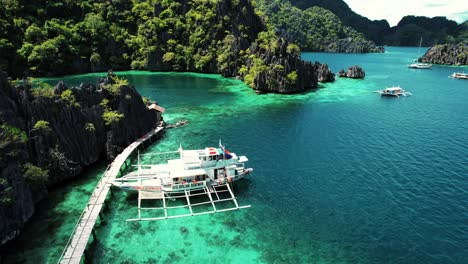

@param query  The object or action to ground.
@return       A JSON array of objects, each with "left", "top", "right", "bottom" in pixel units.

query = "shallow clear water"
[{"left": 2, "top": 47, "right": 468, "bottom": 263}]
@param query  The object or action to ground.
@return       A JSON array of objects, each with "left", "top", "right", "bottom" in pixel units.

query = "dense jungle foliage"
[
  {"left": 0, "top": 0, "right": 269, "bottom": 78},
  {"left": 257, "top": 0, "right": 382, "bottom": 52},
  {"left": 287, "top": 0, "right": 468, "bottom": 46}
]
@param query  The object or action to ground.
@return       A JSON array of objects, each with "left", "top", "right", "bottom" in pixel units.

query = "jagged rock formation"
[
  {"left": 338, "top": 66, "right": 365, "bottom": 79},
  {"left": 0, "top": 71, "right": 162, "bottom": 245},
  {"left": 315, "top": 63, "right": 335, "bottom": 82},
  {"left": 419, "top": 43, "right": 468, "bottom": 65},
  {"left": 241, "top": 39, "right": 334, "bottom": 93},
  {"left": 337, "top": 69, "right": 347, "bottom": 78},
  {"left": 325, "top": 38, "right": 384, "bottom": 53}
]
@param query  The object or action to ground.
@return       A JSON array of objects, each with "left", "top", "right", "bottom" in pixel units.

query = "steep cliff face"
[
  {"left": 0, "top": 72, "right": 34, "bottom": 245},
  {"left": 238, "top": 38, "right": 334, "bottom": 93},
  {"left": 419, "top": 43, "right": 468, "bottom": 65},
  {"left": 0, "top": 72, "right": 162, "bottom": 245}
]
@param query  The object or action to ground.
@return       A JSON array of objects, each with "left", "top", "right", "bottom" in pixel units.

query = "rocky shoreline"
[
  {"left": 0, "top": 71, "right": 163, "bottom": 245},
  {"left": 419, "top": 43, "right": 468, "bottom": 65}
]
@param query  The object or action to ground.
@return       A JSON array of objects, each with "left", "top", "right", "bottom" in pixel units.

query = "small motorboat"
[
  {"left": 450, "top": 72, "right": 468, "bottom": 80},
  {"left": 408, "top": 63, "right": 432, "bottom": 69}
]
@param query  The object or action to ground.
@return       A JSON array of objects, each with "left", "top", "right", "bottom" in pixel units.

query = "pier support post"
[{"left": 92, "top": 229, "right": 97, "bottom": 240}]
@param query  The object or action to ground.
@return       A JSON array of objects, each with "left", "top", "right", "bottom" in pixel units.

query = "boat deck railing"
[{"left": 172, "top": 181, "right": 206, "bottom": 190}]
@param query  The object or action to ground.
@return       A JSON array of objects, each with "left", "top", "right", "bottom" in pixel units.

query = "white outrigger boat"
[
  {"left": 113, "top": 142, "right": 253, "bottom": 221},
  {"left": 114, "top": 145, "right": 252, "bottom": 192},
  {"left": 376, "top": 86, "right": 412, "bottom": 97},
  {"left": 450, "top": 72, "right": 468, "bottom": 80}
]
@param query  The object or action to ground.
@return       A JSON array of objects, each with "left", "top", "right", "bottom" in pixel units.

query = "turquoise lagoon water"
[{"left": 2, "top": 47, "right": 468, "bottom": 263}]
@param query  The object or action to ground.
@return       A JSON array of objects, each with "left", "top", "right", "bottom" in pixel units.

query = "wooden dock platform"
[{"left": 57, "top": 126, "right": 164, "bottom": 264}]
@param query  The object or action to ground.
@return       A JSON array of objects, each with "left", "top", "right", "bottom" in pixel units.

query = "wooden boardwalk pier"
[{"left": 57, "top": 126, "right": 164, "bottom": 264}]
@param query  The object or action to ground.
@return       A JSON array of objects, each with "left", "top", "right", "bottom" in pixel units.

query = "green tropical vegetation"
[
  {"left": 285, "top": 0, "right": 467, "bottom": 46},
  {"left": 84, "top": 123, "right": 96, "bottom": 132},
  {"left": 0, "top": 0, "right": 310, "bottom": 91},
  {"left": 60, "top": 89, "right": 80, "bottom": 107},
  {"left": 33, "top": 120, "right": 51, "bottom": 132},
  {"left": 0, "top": 176, "right": 13, "bottom": 204},
  {"left": 102, "top": 76, "right": 128, "bottom": 95},
  {"left": 22, "top": 163, "right": 49, "bottom": 188},
  {"left": 0, "top": 124, "right": 27, "bottom": 159},
  {"left": 0, "top": 0, "right": 263, "bottom": 75},
  {"left": 257, "top": 0, "right": 382, "bottom": 52},
  {"left": 103, "top": 110, "right": 124, "bottom": 125},
  {"left": 385, "top": 16, "right": 467, "bottom": 46}
]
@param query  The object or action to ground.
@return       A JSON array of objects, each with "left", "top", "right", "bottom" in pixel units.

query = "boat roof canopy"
[{"left": 385, "top": 87, "right": 402, "bottom": 91}]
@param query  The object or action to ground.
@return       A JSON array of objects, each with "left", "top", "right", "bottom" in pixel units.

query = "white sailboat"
[{"left": 408, "top": 37, "right": 432, "bottom": 69}]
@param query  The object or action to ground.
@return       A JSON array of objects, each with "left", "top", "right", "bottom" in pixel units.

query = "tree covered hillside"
[
  {"left": 1, "top": 0, "right": 333, "bottom": 93},
  {"left": 385, "top": 16, "right": 467, "bottom": 46},
  {"left": 257, "top": 0, "right": 383, "bottom": 52},
  {"left": 285, "top": 0, "right": 467, "bottom": 46},
  {"left": 1, "top": 0, "right": 261, "bottom": 76},
  {"left": 286, "top": 0, "right": 389, "bottom": 44}
]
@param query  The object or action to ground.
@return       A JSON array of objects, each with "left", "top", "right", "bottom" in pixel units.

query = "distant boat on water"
[
  {"left": 376, "top": 86, "right": 412, "bottom": 97},
  {"left": 408, "top": 63, "right": 432, "bottom": 69},
  {"left": 450, "top": 72, "right": 468, "bottom": 80},
  {"left": 408, "top": 37, "right": 432, "bottom": 69}
]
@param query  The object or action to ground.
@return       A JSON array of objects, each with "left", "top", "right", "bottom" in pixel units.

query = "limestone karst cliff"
[{"left": 0, "top": 72, "right": 162, "bottom": 244}]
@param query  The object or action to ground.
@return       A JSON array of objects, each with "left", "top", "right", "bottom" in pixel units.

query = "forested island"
[
  {"left": 256, "top": 0, "right": 383, "bottom": 53},
  {"left": 287, "top": 0, "right": 467, "bottom": 46},
  {"left": 0, "top": 0, "right": 338, "bottom": 94},
  {"left": 420, "top": 43, "right": 468, "bottom": 65}
]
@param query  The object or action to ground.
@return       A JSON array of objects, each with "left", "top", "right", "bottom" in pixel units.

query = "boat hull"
[{"left": 112, "top": 168, "right": 253, "bottom": 193}]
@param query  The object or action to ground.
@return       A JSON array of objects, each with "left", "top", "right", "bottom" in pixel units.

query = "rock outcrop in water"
[
  {"left": 315, "top": 62, "right": 336, "bottom": 82},
  {"left": 338, "top": 65, "right": 365, "bottom": 79},
  {"left": 0, "top": 71, "right": 163, "bottom": 245},
  {"left": 419, "top": 43, "right": 468, "bottom": 65}
]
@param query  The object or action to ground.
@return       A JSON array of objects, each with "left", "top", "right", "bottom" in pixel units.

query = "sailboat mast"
[{"left": 417, "top": 37, "right": 422, "bottom": 55}]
